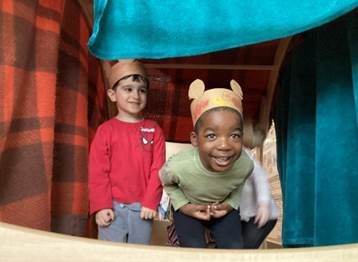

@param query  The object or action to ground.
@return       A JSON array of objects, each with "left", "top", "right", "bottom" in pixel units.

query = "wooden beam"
[
  {"left": 258, "top": 37, "right": 292, "bottom": 133},
  {"left": 144, "top": 63, "right": 275, "bottom": 71}
]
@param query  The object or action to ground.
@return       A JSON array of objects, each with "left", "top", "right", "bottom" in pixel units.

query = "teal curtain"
[
  {"left": 274, "top": 11, "right": 358, "bottom": 246},
  {"left": 88, "top": 0, "right": 358, "bottom": 59}
]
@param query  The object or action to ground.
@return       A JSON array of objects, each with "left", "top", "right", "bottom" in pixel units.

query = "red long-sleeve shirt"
[{"left": 88, "top": 118, "right": 165, "bottom": 214}]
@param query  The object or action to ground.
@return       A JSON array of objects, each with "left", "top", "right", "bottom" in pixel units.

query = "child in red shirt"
[{"left": 89, "top": 60, "right": 165, "bottom": 243}]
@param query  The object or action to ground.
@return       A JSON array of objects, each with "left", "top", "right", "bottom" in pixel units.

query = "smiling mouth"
[
  {"left": 128, "top": 101, "right": 141, "bottom": 105},
  {"left": 213, "top": 156, "right": 232, "bottom": 166}
]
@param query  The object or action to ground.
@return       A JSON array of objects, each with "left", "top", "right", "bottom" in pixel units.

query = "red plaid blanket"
[{"left": 0, "top": 0, "right": 107, "bottom": 236}]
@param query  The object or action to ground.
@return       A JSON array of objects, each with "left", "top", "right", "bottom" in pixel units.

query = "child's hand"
[
  {"left": 140, "top": 207, "right": 157, "bottom": 220},
  {"left": 179, "top": 204, "right": 211, "bottom": 220},
  {"left": 95, "top": 209, "right": 115, "bottom": 227},
  {"left": 210, "top": 202, "right": 233, "bottom": 218},
  {"left": 254, "top": 203, "right": 270, "bottom": 228}
]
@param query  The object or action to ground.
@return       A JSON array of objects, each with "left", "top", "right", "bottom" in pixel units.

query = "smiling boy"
[
  {"left": 89, "top": 60, "right": 165, "bottom": 244},
  {"left": 160, "top": 79, "right": 253, "bottom": 248}
]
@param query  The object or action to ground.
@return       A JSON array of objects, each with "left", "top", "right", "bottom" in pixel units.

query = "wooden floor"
[{"left": 150, "top": 220, "right": 171, "bottom": 246}]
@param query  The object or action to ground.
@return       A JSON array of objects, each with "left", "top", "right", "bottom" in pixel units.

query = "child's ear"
[
  {"left": 190, "top": 131, "right": 198, "bottom": 147},
  {"left": 107, "top": 89, "right": 117, "bottom": 102}
]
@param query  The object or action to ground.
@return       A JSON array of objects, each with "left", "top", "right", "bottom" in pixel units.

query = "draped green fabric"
[
  {"left": 88, "top": 0, "right": 358, "bottom": 59},
  {"left": 274, "top": 11, "right": 358, "bottom": 246}
]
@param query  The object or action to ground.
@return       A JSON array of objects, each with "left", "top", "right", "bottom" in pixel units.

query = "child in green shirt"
[{"left": 160, "top": 79, "right": 253, "bottom": 248}]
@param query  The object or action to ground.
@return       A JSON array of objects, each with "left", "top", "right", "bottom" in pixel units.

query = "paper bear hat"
[
  {"left": 109, "top": 59, "right": 147, "bottom": 89},
  {"left": 188, "top": 79, "right": 243, "bottom": 126}
]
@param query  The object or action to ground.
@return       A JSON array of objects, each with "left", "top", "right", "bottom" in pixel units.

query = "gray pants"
[{"left": 98, "top": 201, "right": 153, "bottom": 244}]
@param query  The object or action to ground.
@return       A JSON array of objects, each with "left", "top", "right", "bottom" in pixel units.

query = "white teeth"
[{"left": 214, "top": 156, "right": 230, "bottom": 165}]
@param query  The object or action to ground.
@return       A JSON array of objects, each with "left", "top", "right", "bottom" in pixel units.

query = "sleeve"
[
  {"left": 250, "top": 156, "right": 271, "bottom": 205},
  {"left": 88, "top": 125, "right": 113, "bottom": 214},
  {"left": 142, "top": 124, "right": 166, "bottom": 210},
  {"left": 159, "top": 164, "right": 190, "bottom": 211}
]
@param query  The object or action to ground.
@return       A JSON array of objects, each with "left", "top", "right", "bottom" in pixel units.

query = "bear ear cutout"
[
  {"left": 230, "top": 79, "right": 243, "bottom": 100},
  {"left": 188, "top": 79, "right": 205, "bottom": 99}
]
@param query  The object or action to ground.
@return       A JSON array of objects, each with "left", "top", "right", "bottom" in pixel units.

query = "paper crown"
[
  {"left": 109, "top": 59, "right": 147, "bottom": 89},
  {"left": 188, "top": 79, "right": 243, "bottom": 126}
]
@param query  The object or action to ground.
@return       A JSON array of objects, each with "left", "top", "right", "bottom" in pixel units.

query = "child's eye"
[
  {"left": 125, "top": 87, "right": 133, "bottom": 92},
  {"left": 206, "top": 134, "right": 216, "bottom": 140},
  {"left": 139, "top": 88, "right": 147, "bottom": 94},
  {"left": 231, "top": 133, "right": 242, "bottom": 140}
]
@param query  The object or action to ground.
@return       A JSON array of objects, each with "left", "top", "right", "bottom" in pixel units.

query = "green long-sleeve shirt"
[{"left": 159, "top": 148, "right": 253, "bottom": 211}]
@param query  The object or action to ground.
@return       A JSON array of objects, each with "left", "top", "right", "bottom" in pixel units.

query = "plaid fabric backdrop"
[
  {"left": 0, "top": 0, "right": 107, "bottom": 236},
  {"left": 143, "top": 68, "right": 194, "bottom": 143}
]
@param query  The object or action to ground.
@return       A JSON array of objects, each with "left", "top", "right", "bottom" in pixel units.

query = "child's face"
[
  {"left": 191, "top": 109, "right": 243, "bottom": 172},
  {"left": 107, "top": 77, "right": 147, "bottom": 120}
]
